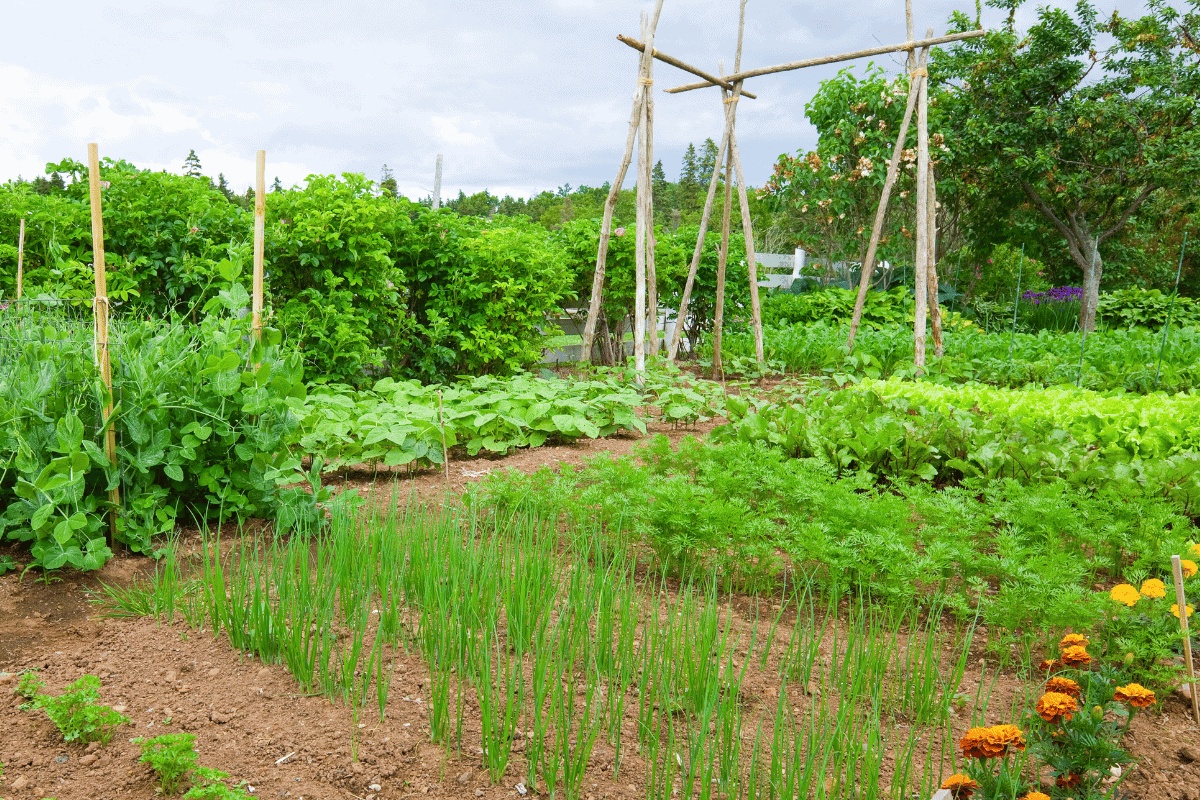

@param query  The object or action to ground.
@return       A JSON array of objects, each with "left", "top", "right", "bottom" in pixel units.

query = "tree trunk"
[{"left": 1077, "top": 234, "right": 1102, "bottom": 333}]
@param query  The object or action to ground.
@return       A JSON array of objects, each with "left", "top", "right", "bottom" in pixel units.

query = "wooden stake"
[
  {"left": 582, "top": 0, "right": 665, "bottom": 364},
  {"left": 666, "top": 71, "right": 745, "bottom": 361},
  {"left": 905, "top": 0, "right": 915, "bottom": 71},
  {"left": 729, "top": 129, "right": 764, "bottom": 364},
  {"left": 634, "top": 11, "right": 651, "bottom": 378},
  {"left": 846, "top": 41, "right": 931, "bottom": 352},
  {"left": 927, "top": 161, "right": 944, "bottom": 357},
  {"left": 253, "top": 150, "right": 265, "bottom": 346},
  {"left": 87, "top": 143, "right": 120, "bottom": 544},
  {"left": 438, "top": 389, "right": 450, "bottom": 482},
  {"left": 615, "top": 34, "right": 758, "bottom": 99},
  {"left": 913, "top": 68, "right": 930, "bottom": 369},
  {"left": 433, "top": 154, "right": 443, "bottom": 210},
  {"left": 665, "top": 30, "right": 984, "bottom": 93},
  {"left": 645, "top": 64, "right": 659, "bottom": 358},
  {"left": 16, "top": 217, "right": 24, "bottom": 300},
  {"left": 1172, "top": 555, "right": 1200, "bottom": 724},
  {"left": 713, "top": 132, "right": 734, "bottom": 378}
]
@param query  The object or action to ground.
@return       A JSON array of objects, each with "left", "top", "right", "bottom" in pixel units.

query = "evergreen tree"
[
  {"left": 183, "top": 149, "right": 203, "bottom": 178},
  {"left": 651, "top": 160, "right": 668, "bottom": 195},
  {"left": 379, "top": 164, "right": 398, "bottom": 198},
  {"left": 49, "top": 172, "right": 66, "bottom": 193},
  {"left": 272, "top": 176, "right": 283, "bottom": 193},
  {"left": 680, "top": 143, "right": 700, "bottom": 211},
  {"left": 698, "top": 137, "right": 720, "bottom": 184},
  {"left": 216, "top": 173, "right": 232, "bottom": 199}
]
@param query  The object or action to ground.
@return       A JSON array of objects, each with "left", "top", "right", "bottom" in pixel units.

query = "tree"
[
  {"left": 936, "top": 0, "right": 1200, "bottom": 331},
  {"left": 652, "top": 159, "right": 668, "bottom": 194},
  {"left": 216, "top": 173, "right": 232, "bottom": 199},
  {"left": 697, "top": 137, "right": 720, "bottom": 185},
  {"left": 379, "top": 164, "right": 398, "bottom": 198},
  {"left": 272, "top": 177, "right": 283, "bottom": 193},
  {"left": 680, "top": 143, "right": 700, "bottom": 211},
  {"left": 183, "top": 150, "right": 203, "bottom": 178}
]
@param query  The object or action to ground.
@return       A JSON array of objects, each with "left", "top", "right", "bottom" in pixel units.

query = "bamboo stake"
[
  {"left": 913, "top": 68, "right": 930, "bottom": 369},
  {"left": 87, "top": 143, "right": 120, "bottom": 545},
  {"left": 846, "top": 41, "right": 931, "bottom": 352},
  {"left": 16, "top": 217, "right": 24, "bottom": 300},
  {"left": 438, "top": 389, "right": 450, "bottom": 482},
  {"left": 927, "top": 162, "right": 944, "bottom": 357},
  {"left": 253, "top": 150, "right": 266, "bottom": 346},
  {"left": 615, "top": 34, "right": 758, "bottom": 99},
  {"left": 666, "top": 80, "right": 745, "bottom": 361},
  {"left": 433, "top": 154, "right": 443, "bottom": 210},
  {"left": 906, "top": 0, "right": 915, "bottom": 71},
  {"left": 1171, "top": 555, "right": 1199, "bottom": 724},
  {"left": 645, "top": 15, "right": 659, "bottom": 358},
  {"left": 634, "top": 12, "right": 651, "bottom": 378},
  {"left": 713, "top": 132, "right": 734, "bottom": 378},
  {"left": 581, "top": 0, "right": 665, "bottom": 363},
  {"left": 665, "top": 30, "right": 985, "bottom": 93}
]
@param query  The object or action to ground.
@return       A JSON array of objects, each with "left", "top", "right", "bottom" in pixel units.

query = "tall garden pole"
[
  {"left": 1007, "top": 244, "right": 1025, "bottom": 367},
  {"left": 581, "top": 0, "right": 665, "bottom": 364},
  {"left": 634, "top": 11, "right": 653, "bottom": 378},
  {"left": 87, "top": 143, "right": 120, "bottom": 544},
  {"left": 927, "top": 162, "right": 944, "bottom": 357},
  {"left": 1171, "top": 554, "right": 1199, "bottom": 724},
  {"left": 432, "top": 154, "right": 443, "bottom": 210},
  {"left": 912, "top": 65, "right": 930, "bottom": 369},
  {"left": 1076, "top": 240, "right": 1098, "bottom": 387},
  {"left": 645, "top": 63, "right": 659, "bottom": 357},
  {"left": 713, "top": 129, "right": 734, "bottom": 377},
  {"left": 1154, "top": 231, "right": 1187, "bottom": 390},
  {"left": 253, "top": 150, "right": 266, "bottom": 346},
  {"left": 16, "top": 217, "right": 24, "bottom": 300},
  {"left": 846, "top": 39, "right": 930, "bottom": 353},
  {"left": 729, "top": 127, "right": 764, "bottom": 363}
]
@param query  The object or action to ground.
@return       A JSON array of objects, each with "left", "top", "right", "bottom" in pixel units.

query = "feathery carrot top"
[
  {"left": 1109, "top": 583, "right": 1140, "bottom": 606},
  {"left": 1182, "top": 559, "right": 1197, "bottom": 578},
  {"left": 1059, "top": 644, "right": 1091, "bottom": 668},
  {"left": 1036, "top": 691, "right": 1078, "bottom": 724},
  {"left": 1060, "top": 633, "right": 1089, "bottom": 652},
  {"left": 960, "top": 725, "right": 1026, "bottom": 759},
  {"left": 1044, "top": 676, "right": 1081, "bottom": 699},
  {"left": 1114, "top": 683, "right": 1156, "bottom": 708},
  {"left": 941, "top": 774, "right": 980, "bottom": 798},
  {"left": 1140, "top": 578, "right": 1167, "bottom": 599},
  {"left": 1173, "top": 603, "right": 1195, "bottom": 618}
]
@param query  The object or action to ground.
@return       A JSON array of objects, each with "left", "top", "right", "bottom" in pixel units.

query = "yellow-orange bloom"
[
  {"left": 1109, "top": 583, "right": 1140, "bottom": 606},
  {"left": 1044, "top": 676, "right": 1081, "bottom": 699},
  {"left": 960, "top": 725, "right": 1025, "bottom": 759},
  {"left": 1060, "top": 645, "right": 1091, "bottom": 668},
  {"left": 1021, "top": 793, "right": 1052, "bottom": 800},
  {"left": 1059, "top": 633, "right": 1089, "bottom": 649},
  {"left": 1038, "top": 658, "right": 1059, "bottom": 672},
  {"left": 1141, "top": 578, "right": 1167, "bottom": 599},
  {"left": 1114, "top": 683, "right": 1156, "bottom": 708},
  {"left": 1036, "top": 692, "right": 1078, "bottom": 724},
  {"left": 1191, "top": 543, "right": 1200, "bottom": 557},
  {"left": 1182, "top": 559, "right": 1197, "bottom": 578},
  {"left": 1173, "top": 603, "right": 1195, "bottom": 619},
  {"left": 941, "top": 774, "right": 980, "bottom": 798}
]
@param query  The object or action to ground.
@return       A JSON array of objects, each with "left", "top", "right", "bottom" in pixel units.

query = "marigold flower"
[
  {"left": 1044, "top": 676, "right": 1081, "bottom": 699},
  {"left": 1021, "top": 793, "right": 1052, "bottom": 800},
  {"left": 1114, "top": 683, "right": 1156, "bottom": 708},
  {"left": 1055, "top": 773, "right": 1083, "bottom": 789},
  {"left": 1182, "top": 559, "right": 1197, "bottom": 578},
  {"left": 1190, "top": 542, "right": 1200, "bottom": 557},
  {"left": 1141, "top": 578, "right": 1167, "bottom": 599},
  {"left": 1036, "top": 691, "right": 1078, "bottom": 724},
  {"left": 959, "top": 724, "right": 1025, "bottom": 759},
  {"left": 941, "top": 773, "right": 980, "bottom": 798},
  {"left": 1059, "top": 645, "right": 1091, "bottom": 668},
  {"left": 1059, "top": 633, "right": 1089, "bottom": 649},
  {"left": 1173, "top": 603, "right": 1194, "bottom": 618},
  {"left": 1038, "top": 658, "right": 1059, "bottom": 672},
  {"left": 1109, "top": 583, "right": 1140, "bottom": 606}
]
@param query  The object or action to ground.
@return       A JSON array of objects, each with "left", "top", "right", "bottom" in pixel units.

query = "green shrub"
[{"left": 1098, "top": 287, "right": 1200, "bottom": 331}]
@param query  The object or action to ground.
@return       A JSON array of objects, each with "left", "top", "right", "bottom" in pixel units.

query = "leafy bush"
[{"left": 1098, "top": 287, "right": 1200, "bottom": 331}]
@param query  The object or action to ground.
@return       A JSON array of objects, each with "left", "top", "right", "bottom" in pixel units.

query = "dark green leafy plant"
[{"left": 28, "top": 675, "right": 129, "bottom": 744}]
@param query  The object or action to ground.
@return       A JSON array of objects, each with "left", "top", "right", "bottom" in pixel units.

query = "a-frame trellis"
[{"left": 582, "top": 1, "right": 984, "bottom": 373}]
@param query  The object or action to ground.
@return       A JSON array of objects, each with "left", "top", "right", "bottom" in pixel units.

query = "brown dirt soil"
[{"left": 2, "top": 415, "right": 1199, "bottom": 800}]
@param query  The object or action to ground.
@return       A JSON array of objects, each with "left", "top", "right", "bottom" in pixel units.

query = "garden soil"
[{"left": 3, "top": 417, "right": 1199, "bottom": 800}]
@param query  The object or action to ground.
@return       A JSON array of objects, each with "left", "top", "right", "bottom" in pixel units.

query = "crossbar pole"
[{"left": 616, "top": 34, "right": 759, "bottom": 99}]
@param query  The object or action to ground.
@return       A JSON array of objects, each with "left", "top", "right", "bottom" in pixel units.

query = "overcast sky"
[{"left": 1, "top": 0, "right": 1153, "bottom": 200}]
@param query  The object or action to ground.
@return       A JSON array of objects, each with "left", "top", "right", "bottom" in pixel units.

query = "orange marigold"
[
  {"left": 1059, "top": 644, "right": 1091, "bottom": 668},
  {"left": 1109, "top": 583, "right": 1140, "bottom": 606},
  {"left": 1044, "top": 676, "right": 1081, "bottom": 699},
  {"left": 1038, "top": 658, "right": 1059, "bottom": 672},
  {"left": 941, "top": 773, "right": 980, "bottom": 798},
  {"left": 1141, "top": 578, "right": 1167, "bottom": 599},
  {"left": 1182, "top": 559, "right": 1197, "bottom": 579},
  {"left": 1114, "top": 683, "right": 1156, "bottom": 708},
  {"left": 1191, "top": 542, "right": 1200, "bottom": 557},
  {"left": 1021, "top": 793, "right": 1052, "bottom": 800},
  {"left": 1036, "top": 691, "right": 1078, "bottom": 724},
  {"left": 1059, "top": 633, "right": 1089, "bottom": 649},
  {"left": 1173, "top": 603, "right": 1195, "bottom": 619},
  {"left": 1055, "top": 773, "right": 1083, "bottom": 789},
  {"left": 960, "top": 725, "right": 1025, "bottom": 759}
]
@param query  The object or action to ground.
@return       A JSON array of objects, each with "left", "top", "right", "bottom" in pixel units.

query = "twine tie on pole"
[
  {"left": 638, "top": 77, "right": 654, "bottom": 85},
  {"left": 910, "top": 66, "right": 928, "bottom": 78}
]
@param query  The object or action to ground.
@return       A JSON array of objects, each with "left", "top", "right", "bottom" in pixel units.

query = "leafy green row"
[
  {"left": 848, "top": 379, "right": 1200, "bottom": 459},
  {"left": 716, "top": 321, "right": 1200, "bottom": 393},
  {"left": 297, "top": 373, "right": 648, "bottom": 470},
  {"left": 710, "top": 388, "right": 1200, "bottom": 515},
  {"left": 471, "top": 436, "right": 1195, "bottom": 636}
]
